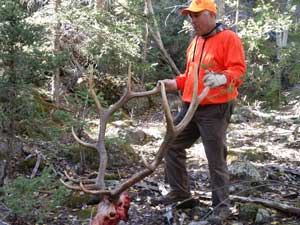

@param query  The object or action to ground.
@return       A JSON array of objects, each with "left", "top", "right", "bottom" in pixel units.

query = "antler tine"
[
  {"left": 88, "top": 72, "right": 103, "bottom": 115},
  {"left": 61, "top": 172, "right": 109, "bottom": 193},
  {"left": 127, "top": 63, "right": 132, "bottom": 91},
  {"left": 159, "top": 80, "right": 175, "bottom": 134},
  {"left": 60, "top": 178, "right": 113, "bottom": 195},
  {"left": 140, "top": 152, "right": 153, "bottom": 171},
  {"left": 175, "top": 63, "right": 210, "bottom": 134},
  {"left": 63, "top": 170, "right": 79, "bottom": 183},
  {"left": 149, "top": 62, "right": 207, "bottom": 168},
  {"left": 107, "top": 64, "right": 160, "bottom": 117},
  {"left": 72, "top": 127, "right": 98, "bottom": 150},
  {"left": 110, "top": 169, "right": 154, "bottom": 197},
  {"left": 79, "top": 182, "right": 113, "bottom": 195},
  {"left": 60, "top": 171, "right": 98, "bottom": 192},
  {"left": 60, "top": 179, "right": 83, "bottom": 191},
  {"left": 63, "top": 171, "right": 96, "bottom": 184}
]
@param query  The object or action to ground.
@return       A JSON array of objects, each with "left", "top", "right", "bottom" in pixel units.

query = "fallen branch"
[
  {"left": 195, "top": 191, "right": 300, "bottom": 216},
  {"left": 231, "top": 195, "right": 300, "bottom": 216},
  {"left": 30, "top": 152, "right": 43, "bottom": 179}
]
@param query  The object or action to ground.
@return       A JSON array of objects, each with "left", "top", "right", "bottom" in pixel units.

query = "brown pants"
[{"left": 165, "top": 102, "right": 233, "bottom": 208}]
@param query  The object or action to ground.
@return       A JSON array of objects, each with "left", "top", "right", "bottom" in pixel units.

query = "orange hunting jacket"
[{"left": 176, "top": 29, "right": 246, "bottom": 105}]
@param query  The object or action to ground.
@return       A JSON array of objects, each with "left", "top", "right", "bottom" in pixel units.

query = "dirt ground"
[
  {"left": 2, "top": 95, "right": 300, "bottom": 225},
  {"left": 121, "top": 96, "right": 300, "bottom": 225}
]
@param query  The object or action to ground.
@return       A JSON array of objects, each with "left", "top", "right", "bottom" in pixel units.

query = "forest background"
[{"left": 0, "top": 0, "right": 300, "bottom": 224}]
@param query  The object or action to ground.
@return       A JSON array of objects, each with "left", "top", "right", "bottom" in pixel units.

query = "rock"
[
  {"left": 231, "top": 106, "right": 256, "bottom": 122},
  {"left": 255, "top": 208, "right": 271, "bottom": 224},
  {"left": 107, "top": 121, "right": 154, "bottom": 145},
  {"left": 239, "top": 149, "right": 274, "bottom": 162},
  {"left": 229, "top": 160, "right": 262, "bottom": 181},
  {"left": 105, "top": 137, "right": 139, "bottom": 167},
  {"left": 238, "top": 203, "right": 259, "bottom": 222},
  {"left": 231, "top": 114, "right": 248, "bottom": 123},
  {"left": 123, "top": 128, "right": 147, "bottom": 145}
]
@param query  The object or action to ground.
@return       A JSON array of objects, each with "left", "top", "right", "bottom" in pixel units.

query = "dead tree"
[{"left": 61, "top": 62, "right": 209, "bottom": 224}]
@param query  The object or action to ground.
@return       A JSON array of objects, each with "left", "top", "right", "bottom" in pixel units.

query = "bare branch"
[
  {"left": 146, "top": 0, "right": 180, "bottom": 75},
  {"left": 30, "top": 152, "right": 42, "bottom": 179},
  {"left": 231, "top": 195, "right": 300, "bottom": 216}
]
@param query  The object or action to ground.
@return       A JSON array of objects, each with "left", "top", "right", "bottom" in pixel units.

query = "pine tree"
[{"left": 0, "top": 0, "right": 50, "bottom": 163}]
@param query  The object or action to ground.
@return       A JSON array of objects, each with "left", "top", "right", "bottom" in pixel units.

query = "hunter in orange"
[
  {"left": 156, "top": 0, "right": 246, "bottom": 224},
  {"left": 175, "top": 28, "right": 246, "bottom": 104}
]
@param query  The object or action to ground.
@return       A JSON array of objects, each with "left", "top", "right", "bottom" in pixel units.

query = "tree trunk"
[
  {"left": 52, "top": 0, "right": 61, "bottom": 103},
  {"left": 214, "top": 0, "right": 225, "bottom": 19},
  {"left": 146, "top": 0, "right": 180, "bottom": 75},
  {"left": 235, "top": 0, "right": 240, "bottom": 32},
  {"left": 141, "top": 0, "right": 149, "bottom": 84}
]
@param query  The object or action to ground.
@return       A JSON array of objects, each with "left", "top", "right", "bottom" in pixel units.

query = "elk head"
[{"left": 90, "top": 192, "right": 130, "bottom": 225}]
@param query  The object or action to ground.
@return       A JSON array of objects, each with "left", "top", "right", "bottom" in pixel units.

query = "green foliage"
[
  {"left": 0, "top": 1, "right": 49, "bottom": 80},
  {"left": 0, "top": 167, "right": 70, "bottom": 223},
  {"left": 60, "top": 0, "right": 188, "bottom": 83},
  {"left": 52, "top": 110, "right": 73, "bottom": 124},
  {"left": 145, "top": 81, "right": 157, "bottom": 90},
  {"left": 5, "top": 90, "right": 74, "bottom": 140},
  {"left": 0, "top": 0, "right": 59, "bottom": 138},
  {"left": 146, "top": 0, "right": 189, "bottom": 80},
  {"left": 237, "top": 0, "right": 300, "bottom": 107},
  {"left": 62, "top": 2, "right": 144, "bottom": 75},
  {"left": 105, "top": 136, "right": 139, "bottom": 167}
]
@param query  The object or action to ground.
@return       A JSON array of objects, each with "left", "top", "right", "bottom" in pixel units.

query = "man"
[{"left": 157, "top": 0, "right": 246, "bottom": 223}]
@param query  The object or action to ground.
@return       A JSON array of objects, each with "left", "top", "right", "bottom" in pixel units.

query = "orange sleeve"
[
  {"left": 175, "top": 38, "right": 197, "bottom": 91},
  {"left": 176, "top": 75, "right": 186, "bottom": 90},
  {"left": 176, "top": 61, "right": 190, "bottom": 90},
  {"left": 222, "top": 33, "right": 246, "bottom": 87}
]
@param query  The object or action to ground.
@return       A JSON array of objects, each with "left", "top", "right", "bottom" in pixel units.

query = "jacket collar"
[{"left": 201, "top": 22, "right": 228, "bottom": 39}]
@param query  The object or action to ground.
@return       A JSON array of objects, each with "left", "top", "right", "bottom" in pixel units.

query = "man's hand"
[
  {"left": 158, "top": 79, "right": 178, "bottom": 92},
  {"left": 203, "top": 71, "right": 227, "bottom": 88}
]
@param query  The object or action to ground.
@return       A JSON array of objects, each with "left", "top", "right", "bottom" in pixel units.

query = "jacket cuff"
[{"left": 176, "top": 76, "right": 185, "bottom": 90}]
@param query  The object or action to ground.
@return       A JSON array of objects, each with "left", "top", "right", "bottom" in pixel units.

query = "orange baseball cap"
[{"left": 181, "top": 0, "right": 217, "bottom": 16}]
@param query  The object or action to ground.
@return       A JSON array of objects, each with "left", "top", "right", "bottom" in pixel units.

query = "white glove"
[{"left": 203, "top": 71, "right": 227, "bottom": 88}]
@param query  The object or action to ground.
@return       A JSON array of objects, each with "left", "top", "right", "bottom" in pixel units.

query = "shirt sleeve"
[
  {"left": 176, "top": 68, "right": 188, "bottom": 90},
  {"left": 222, "top": 32, "right": 247, "bottom": 87},
  {"left": 175, "top": 39, "right": 196, "bottom": 91}
]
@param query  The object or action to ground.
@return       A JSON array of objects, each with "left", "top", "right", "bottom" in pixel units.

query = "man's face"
[{"left": 189, "top": 10, "right": 215, "bottom": 36}]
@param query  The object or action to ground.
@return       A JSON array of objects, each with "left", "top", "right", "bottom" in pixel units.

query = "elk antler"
[
  {"left": 63, "top": 64, "right": 161, "bottom": 190},
  {"left": 61, "top": 62, "right": 209, "bottom": 198}
]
